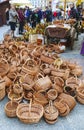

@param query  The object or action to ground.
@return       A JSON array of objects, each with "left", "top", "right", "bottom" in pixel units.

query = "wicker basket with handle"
[
  {"left": 16, "top": 99, "right": 43, "bottom": 124},
  {"left": 0, "top": 78, "right": 6, "bottom": 100}
]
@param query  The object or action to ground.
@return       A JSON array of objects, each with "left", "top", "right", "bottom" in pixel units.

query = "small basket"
[
  {"left": 8, "top": 91, "right": 24, "bottom": 103},
  {"left": 5, "top": 101, "right": 18, "bottom": 117},
  {"left": 44, "top": 100, "right": 59, "bottom": 124},
  {"left": 13, "top": 84, "right": 23, "bottom": 94},
  {"left": 41, "top": 55, "right": 54, "bottom": 64},
  {"left": 76, "top": 86, "right": 84, "bottom": 99},
  {"left": 0, "top": 79, "right": 6, "bottom": 100},
  {"left": 47, "top": 89, "right": 58, "bottom": 100},
  {"left": 16, "top": 100, "right": 43, "bottom": 124}
]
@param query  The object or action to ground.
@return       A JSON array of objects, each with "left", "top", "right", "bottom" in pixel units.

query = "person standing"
[
  {"left": 9, "top": 5, "right": 18, "bottom": 38},
  {"left": 18, "top": 8, "right": 25, "bottom": 34},
  {"left": 5, "top": 8, "right": 9, "bottom": 25}
]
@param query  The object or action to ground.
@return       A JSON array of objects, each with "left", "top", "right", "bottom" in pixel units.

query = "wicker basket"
[
  {"left": 22, "top": 58, "right": 38, "bottom": 76},
  {"left": 40, "top": 55, "right": 54, "bottom": 64},
  {"left": 16, "top": 100, "right": 43, "bottom": 124},
  {"left": 0, "top": 79, "right": 6, "bottom": 100},
  {"left": 0, "top": 58, "right": 9, "bottom": 76},
  {"left": 47, "top": 89, "right": 58, "bottom": 100},
  {"left": 44, "top": 100, "right": 59, "bottom": 124},
  {"left": 13, "top": 84, "right": 23, "bottom": 94},
  {"left": 76, "top": 86, "right": 84, "bottom": 99},
  {"left": 54, "top": 77, "right": 64, "bottom": 87},
  {"left": 52, "top": 84, "right": 63, "bottom": 94},
  {"left": 35, "top": 75, "right": 52, "bottom": 91},
  {"left": 59, "top": 93, "right": 76, "bottom": 111},
  {"left": 76, "top": 95, "right": 84, "bottom": 104},
  {"left": 54, "top": 99, "right": 70, "bottom": 116},
  {"left": 5, "top": 101, "right": 18, "bottom": 117},
  {"left": 8, "top": 91, "right": 24, "bottom": 103},
  {"left": 33, "top": 90, "right": 48, "bottom": 106}
]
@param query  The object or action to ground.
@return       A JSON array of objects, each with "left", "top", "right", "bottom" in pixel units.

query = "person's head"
[
  {"left": 70, "top": 3, "right": 74, "bottom": 9},
  {"left": 10, "top": 4, "right": 15, "bottom": 10}
]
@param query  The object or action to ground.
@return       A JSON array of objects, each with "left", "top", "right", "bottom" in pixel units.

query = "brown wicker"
[
  {"left": 7, "top": 72, "right": 17, "bottom": 80},
  {"left": 47, "top": 89, "right": 58, "bottom": 100},
  {"left": 22, "top": 58, "right": 38, "bottom": 76},
  {"left": 8, "top": 91, "right": 24, "bottom": 103},
  {"left": 52, "top": 84, "right": 63, "bottom": 94},
  {"left": 24, "top": 90, "right": 33, "bottom": 100},
  {"left": 20, "top": 48, "right": 29, "bottom": 62},
  {"left": 71, "top": 65, "right": 82, "bottom": 77},
  {"left": 54, "top": 99, "right": 70, "bottom": 116},
  {"left": 76, "top": 95, "right": 84, "bottom": 104},
  {"left": 33, "top": 90, "right": 48, "bottom": 106},
  {"left": 51, "top": 69, "right": 69, "bottom": 80},
  {"left": 54, "top": 77, "right": 64, "bottom": 87},
  {"left": 0, "top": 58, "right": 9, "bottom": 76},
  {"left": 0, "top": 79, "right": 6, "bottom": 100},
  {"left": 35, "top": 76, "right": 52, "bottom": 91},
  {"left": 3, "top": 76, "right": 12, "bottom": 87},
  {"left": 16, "top": 101, "right": 43, "bottom": 124},
  {"left": 13, "top": 84, "right": 23, "bottom": 94},
  {"left": 40, "top": 55, "right": 54, "bottom": 64},
  {"left": 76, "top": 86, "right": 84, "bottom": 99},
  {"left": 44, "top": 100, "right": 59, "bottom": 124},
  {"left": 59, "top": 93, "right": 76, "bottom": 111},
  {"left": 64, "top": 85, "right": 76, "bottom": 97},
  {"left": 5, "top": 101, "right": 18, "bottom": 117}
]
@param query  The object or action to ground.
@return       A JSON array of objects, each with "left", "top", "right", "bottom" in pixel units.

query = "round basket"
[
  {"left": 16, "top": 101, "right": 43, "bottom": 124},
  {"left": 47, "top": 89, "right": 58, "bottom": 100},
  {"left": 13, "top": 84, "right": 23, "bottom": 94},
  {"left": 5, "top": 101, "right": 18, "bottom": 117},
  {"left": 44, "top": 100, "right": 59, "bottom": 124},
  {"left": 76, "top": 95, "right": 84, "bottom": 104},
  {"left": 0, "top": 79, "right": 6, "bottom": 100},
  {"left": 24, "top": 90, "right": 33, "bottom": 100},
  {"left": 0, "top": 58, "right": 9, "bottom": 76},
  {"left": 8, "top": 91, "right": 24, "bottom": 103}
]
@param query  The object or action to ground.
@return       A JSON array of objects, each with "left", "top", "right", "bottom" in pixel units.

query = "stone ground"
[{"left": 0, "top": 25, "right": 84, "bottom": 130}]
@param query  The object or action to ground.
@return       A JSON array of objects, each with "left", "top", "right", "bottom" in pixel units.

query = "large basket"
[
  {"left": 0, "top": 58, "right": 9, "bottom": 76},
  {"left": 0, "top": 79, "right": 6, "bottom": 100},
  {"left": 16, "top": 101, "right": 43, "bottom": 124},
  {"left": 5, "top": 101, "right": 18, "bottom": 117}
]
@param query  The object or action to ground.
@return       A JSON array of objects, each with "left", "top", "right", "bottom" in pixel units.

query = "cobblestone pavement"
[{"left": 0, "top": 25, "right": 84, "bottom": 130}]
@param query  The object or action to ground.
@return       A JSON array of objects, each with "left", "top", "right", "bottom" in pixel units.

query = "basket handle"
[
  {"left": 29, "top": 99, "right": 32, "bottom": 116},
  {"left": 49, "top": 100, "right": 53, "bottom": 113},
  {"left": 0, "top": 58, "right": 9, "bottom": 65},
  {"left": 36, "top": 73, "right": 44, "bottom": 79}
]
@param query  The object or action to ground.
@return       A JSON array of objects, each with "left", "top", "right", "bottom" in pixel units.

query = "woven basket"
[
  {"left": 51, "top": 69, "right": 69, "bottom": 80},
  {"left": 54, "top": 77, "right": 64, "bottom": 87},
  {"left": 76, "top": 95, "right": 84, "bottom": 104},
  {"left": 52, "top": 84, "right": 63, "bottom": 94},
  {"left": 59, "top": 93, "right": 76, "bottom": 111},
  {"left": 41, "top": 55, "right": 54, "bottom": 64},
  {"left": 33, "top": 90, "right": 48, "bottom": 106},
  {"left": 44, "top": 100, "right": 59, "bottom": 124},
  {"left": 5, "top": 101, "right": 18, "bottom": 117},
  {"left": 71, "top": 65, "right": 82, "bottom": 77},
  {"left": 20, "top": 48, "right": 29, "bottom": 63},
  {"left": 0, "top": 58, "right": 9, "bottom": 76},
  {"left": 76, "top": 86, "right": 84, "bottom": 99},
  {"left": 22, "top": 58, "right": 38, "bottom": 76},
  {"left": 35, "top": 75, "right": 52, "bottom": 91},
  {"left": 47, "top": 89, "right": 58, "bottom": 100},
  {"left": 16, "top": 100, "right": 43, "bottom": 124},
  {"left": 0, "top": 79, "right": 6, "bottom": 100},
  {"left": 24, "top": 90, "right": 33, "bottom": 100},
  {"left": 13, "top": 84, "right": 23, "bottom": 94},
  {"left": 8, "top": 91, "right": 24, "bottom": 103},
  {"left": 54, "top": 98, "right": 70, "bottom": 116}
]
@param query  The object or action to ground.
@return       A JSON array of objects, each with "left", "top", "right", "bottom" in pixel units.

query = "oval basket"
[
  {"left": 5, "top": 101, "right": 18, "bottom": 117},
  {"left": 47, "top": 89, "right": 58, "bottom": 100},
  {"left": 16, "top": 101, "right": 43, "bottom": 124}
]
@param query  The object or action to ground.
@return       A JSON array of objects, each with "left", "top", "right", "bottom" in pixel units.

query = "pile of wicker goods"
[{"left": 0, "top": 34, "right": 84, "bottom": 124}]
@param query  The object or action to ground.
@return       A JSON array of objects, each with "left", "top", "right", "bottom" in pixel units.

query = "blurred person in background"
[
  {"left": 45, "top": 6, "right": 52, "bottom": 22},
  {"left": 24, "top": 6, "right": 30, "bottom": 23},
  {"left": 5, "top": 8, "right": 9, "bottom": 25},
  {"left": 18, "top": 8, "right": 25, "bottom": 34},
  {"left": 9, "top": 5, "right": 18, "bottom": 38}
]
